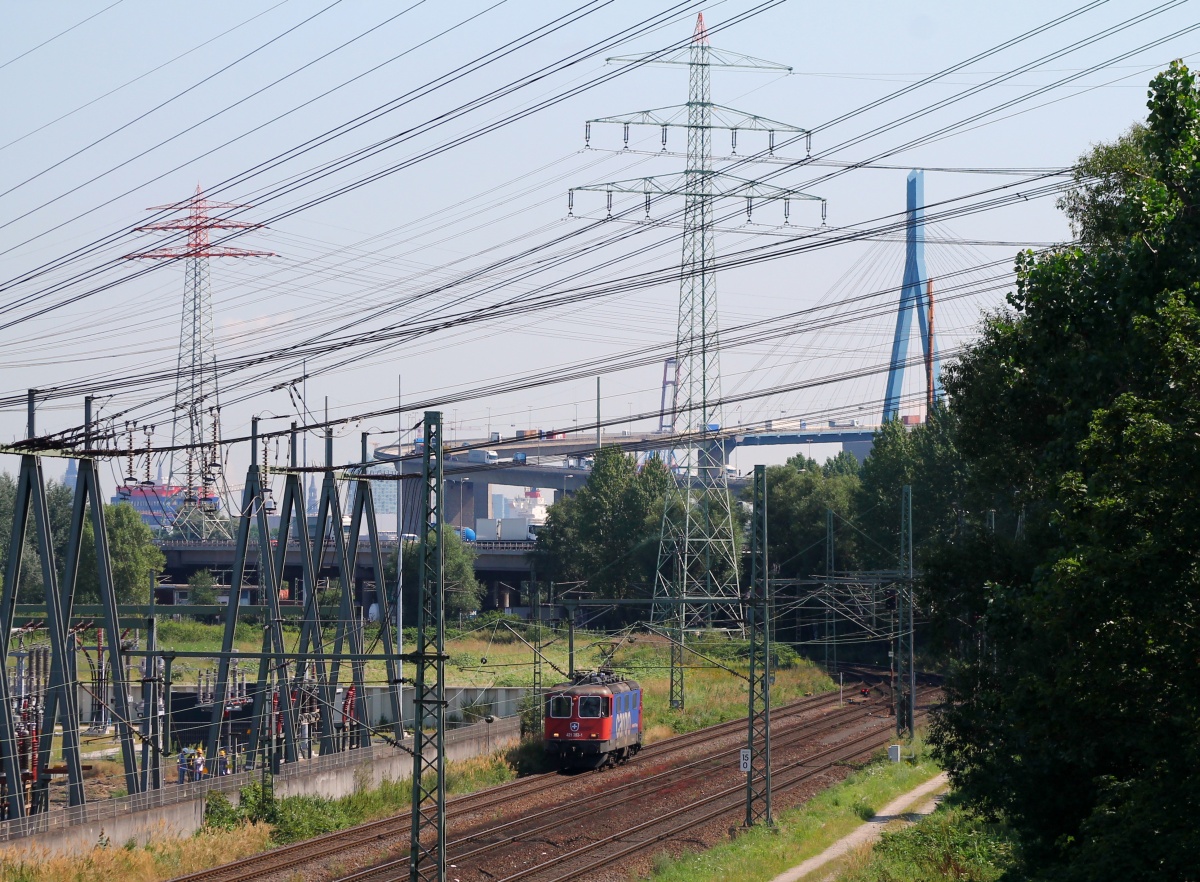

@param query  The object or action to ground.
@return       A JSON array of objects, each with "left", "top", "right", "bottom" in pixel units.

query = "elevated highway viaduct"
[
  {"left": 373, "top": 425, "right": 877, "bottom": 531},
  {"left": 154, "top": 539, "right": 537, "bottom": 611}
]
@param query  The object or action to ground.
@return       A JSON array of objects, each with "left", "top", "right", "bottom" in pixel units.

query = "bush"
[
  {"left": 517, "top": 693, "right": 541, "bottom": 738},
  {"left": 853, "top": 800, "right": 876, "bottom": 821},
  {"left": 203, "top": 790, "right": 242, "bottom": 831},
  {"left": 842, "top": 806, "right": 1015, "bottom": 882},
  {"left": 460, "top": 699, "right": 495, "bottom": 726},
  {"left": 238, "top": 781, "right": 278, "bottom": 824},
  {"left": 202, "top": 781, "right": 279, "bottom": 832},
  {"left": 505, "top": 736, "right": 552, "bottom": 775},
  {"left": 271, "top": 795, "right": 355, "bottom": 844}
]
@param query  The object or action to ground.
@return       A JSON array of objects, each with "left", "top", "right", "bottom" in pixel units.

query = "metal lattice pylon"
[
  {"left": 571, "top": 18, "right": 823, "bottom": 653},
  {"left": 657, "top": 18, "right": 744, "bottom": 632},
  {"left": 410, "top": 411, "right": 446, "bottom": 882},
  {"left": 127, "top": 187, "right": 273, "bottom": 538}
]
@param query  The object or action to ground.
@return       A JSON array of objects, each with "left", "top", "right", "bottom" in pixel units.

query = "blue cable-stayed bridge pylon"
[
  {"left": 883, "top": 170, "right": 942, "bottom": 422},
  {"left": 572, "top": 15, "right": 825, "bottom": 647}
]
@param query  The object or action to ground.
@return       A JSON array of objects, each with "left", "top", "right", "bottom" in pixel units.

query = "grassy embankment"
[
  {"left": 647, "top": 739, "right": 941, "bottom": 881},
  {"left": 646, "top": 736, "right": 1015, "bottom": 882},
  {"left": 836, "top": 800, "right": 1016, "bottom": 882}
]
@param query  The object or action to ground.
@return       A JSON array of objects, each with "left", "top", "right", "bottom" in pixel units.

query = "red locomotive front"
[{"left": 544, "top": 672, "right": 642, "bottom": 770}]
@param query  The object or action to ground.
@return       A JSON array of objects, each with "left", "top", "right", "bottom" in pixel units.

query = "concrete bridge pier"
[
  {"left": 444, "top": 478, "right": 491, "bottom": 532},
  {"left": 843, "top": 439, "right": 874, "bottom": 464}
]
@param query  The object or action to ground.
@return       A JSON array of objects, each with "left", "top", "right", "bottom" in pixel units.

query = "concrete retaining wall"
[
  {"left": 84, "top": 684, "right": 530, "bottom": 729},
  {"left": 0, "top": 715, "right": 523, "bottom": 859}
]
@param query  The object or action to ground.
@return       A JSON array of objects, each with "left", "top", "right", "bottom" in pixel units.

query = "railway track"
[
  {"left": 334, "top": 688, "right": 903, "bottom": 882},
  {"left": 497, "top": 703, "right": 936, "bottom": 882},
  {"left": 170, "top": 685, "right": 861, "bottom": 882}
]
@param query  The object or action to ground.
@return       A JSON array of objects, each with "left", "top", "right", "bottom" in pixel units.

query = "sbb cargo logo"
[{"left": 614, "top": 705, "right": 635, "bottom": 741}]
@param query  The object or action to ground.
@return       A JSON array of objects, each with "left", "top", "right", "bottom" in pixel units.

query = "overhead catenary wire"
[
  {"left": 5, "top": 167, "right": 1066, "bottom": 440},
  {"left": 0, "top": 0, "right": 1133, "bottom": 331},
  {"left": 0, "top": 0, "right": 735, "bottom": 298}
]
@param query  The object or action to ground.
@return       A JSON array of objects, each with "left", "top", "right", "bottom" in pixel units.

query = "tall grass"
[
  {"left": 0, "top": 753, "right": 516, "bottom": 882},
  {"left": 0, "top": 823, "right": 273, "bottom": 882},
  {"left": 647, "top": 738, "right": 944, "bottom": 882},
  {"left": 838, "top": 797, "right": 1015, "bottom": 882}
]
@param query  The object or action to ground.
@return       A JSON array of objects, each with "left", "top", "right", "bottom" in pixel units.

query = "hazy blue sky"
[{"left": 1, "top": 0, "right": 1194, "bottom": 501}]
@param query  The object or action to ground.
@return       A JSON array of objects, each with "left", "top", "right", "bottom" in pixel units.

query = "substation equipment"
[{"left": 0, "top": 403, "right": 452, "bottom": 882}]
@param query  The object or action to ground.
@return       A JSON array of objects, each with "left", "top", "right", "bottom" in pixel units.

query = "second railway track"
[{"left": 171, "top": 683, "right": 869, "bottom": 882}]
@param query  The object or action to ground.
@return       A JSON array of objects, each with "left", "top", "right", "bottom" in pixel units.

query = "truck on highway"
[{"left": 467, "top": 449, "right": 499, "bottom": 464}]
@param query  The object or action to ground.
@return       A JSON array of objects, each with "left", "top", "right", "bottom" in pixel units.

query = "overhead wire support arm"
[
  {"left": 589, "top": 104, "right": 808, "bottom": 136},
  {"left": 571, "top": 173, "right": 823, "bottom": 204}
]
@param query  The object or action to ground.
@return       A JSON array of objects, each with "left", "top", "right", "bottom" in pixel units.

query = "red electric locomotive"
[{"left": 543, "top": 671, "right": 643, "bottom": 770}]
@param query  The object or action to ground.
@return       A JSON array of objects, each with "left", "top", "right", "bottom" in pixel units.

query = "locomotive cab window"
[
  {"left": 578, "top": 696, "right": 603, "bottom": 718},
  {"left": 549, "top": 695, "right": 573, "bottom": 718}
]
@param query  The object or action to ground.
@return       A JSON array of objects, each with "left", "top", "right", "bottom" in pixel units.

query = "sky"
[{"left": 0, "top": 0, "right": 1195, "bottom": 504}]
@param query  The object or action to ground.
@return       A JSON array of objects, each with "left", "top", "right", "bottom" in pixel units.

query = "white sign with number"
[{"left": 739, "top": 748, "right": 752, "bottom": 772}]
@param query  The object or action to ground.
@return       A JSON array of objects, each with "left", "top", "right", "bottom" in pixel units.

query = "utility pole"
[
  {"left": 566, "top": 603, "right": 576, "bottom": 677},
  {"left": 825, "top": 509, "right": 835, "bottom": 673},
  {"left": 530, "top": 575, "right": 543, "bottom": 733},
  {"left": 573, "top": 15, "right": 823, "bottom": 629},
  {"left": 744, "top": 465, "right": 772, "bottom": 826},
  {"left": 896, "top": 485, "right": 915, "bottom": 737},
  {"left": 669, "top": 544, "right": 685, "bottom": 710},
  {"left": 926, "top": 279, "right": 936, "bottom": 415},
  {"left": 410, "top": 412, "right": 446, "bottom": 882}
]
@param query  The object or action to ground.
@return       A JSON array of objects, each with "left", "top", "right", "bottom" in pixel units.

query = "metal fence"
[{"left": 0, "top": 716, "right": 517, "bottom": 845}]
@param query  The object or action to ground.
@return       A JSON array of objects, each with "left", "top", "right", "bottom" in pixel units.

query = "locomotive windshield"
[
  {"left": 578, "top": 696, "right": 603, "bottom": 718},
  {"left": 549, "top": 695, "right": 572, "bottom": 718}
]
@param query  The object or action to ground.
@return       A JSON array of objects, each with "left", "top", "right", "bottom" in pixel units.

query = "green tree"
[
  {"left": 531, "top": 448, "right": 671, "bottom": 600},
  {"left": 77, "top": 502, "right": 166, "bottom": 603},
  {"left": 188, "top": 569, "right": 217, "bottom": 605},
  {"left": 0, "top": 476, "right": 164, "bottom": 605},
  {"left": 399, "top": 527, "right": 483, "bottom": 619},
  {"left": 928, "top": 63, "right": 1200, "bottom": 881},
  {"left": 0, "top": 474, "right": 77, "bottom": 603},
  {"left": 821, "top": 450, "right": 861, "bottom": 478},
  {"left": 759, "top": 457, "right": 860, "bottom": 581},
  {"left": 856, "top": 408, "right": 969, "bottom": 569}
]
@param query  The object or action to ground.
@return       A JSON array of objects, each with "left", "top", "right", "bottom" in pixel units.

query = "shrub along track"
[{"left": 170, "top": 684, "right": 865, "bottom": 882}]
